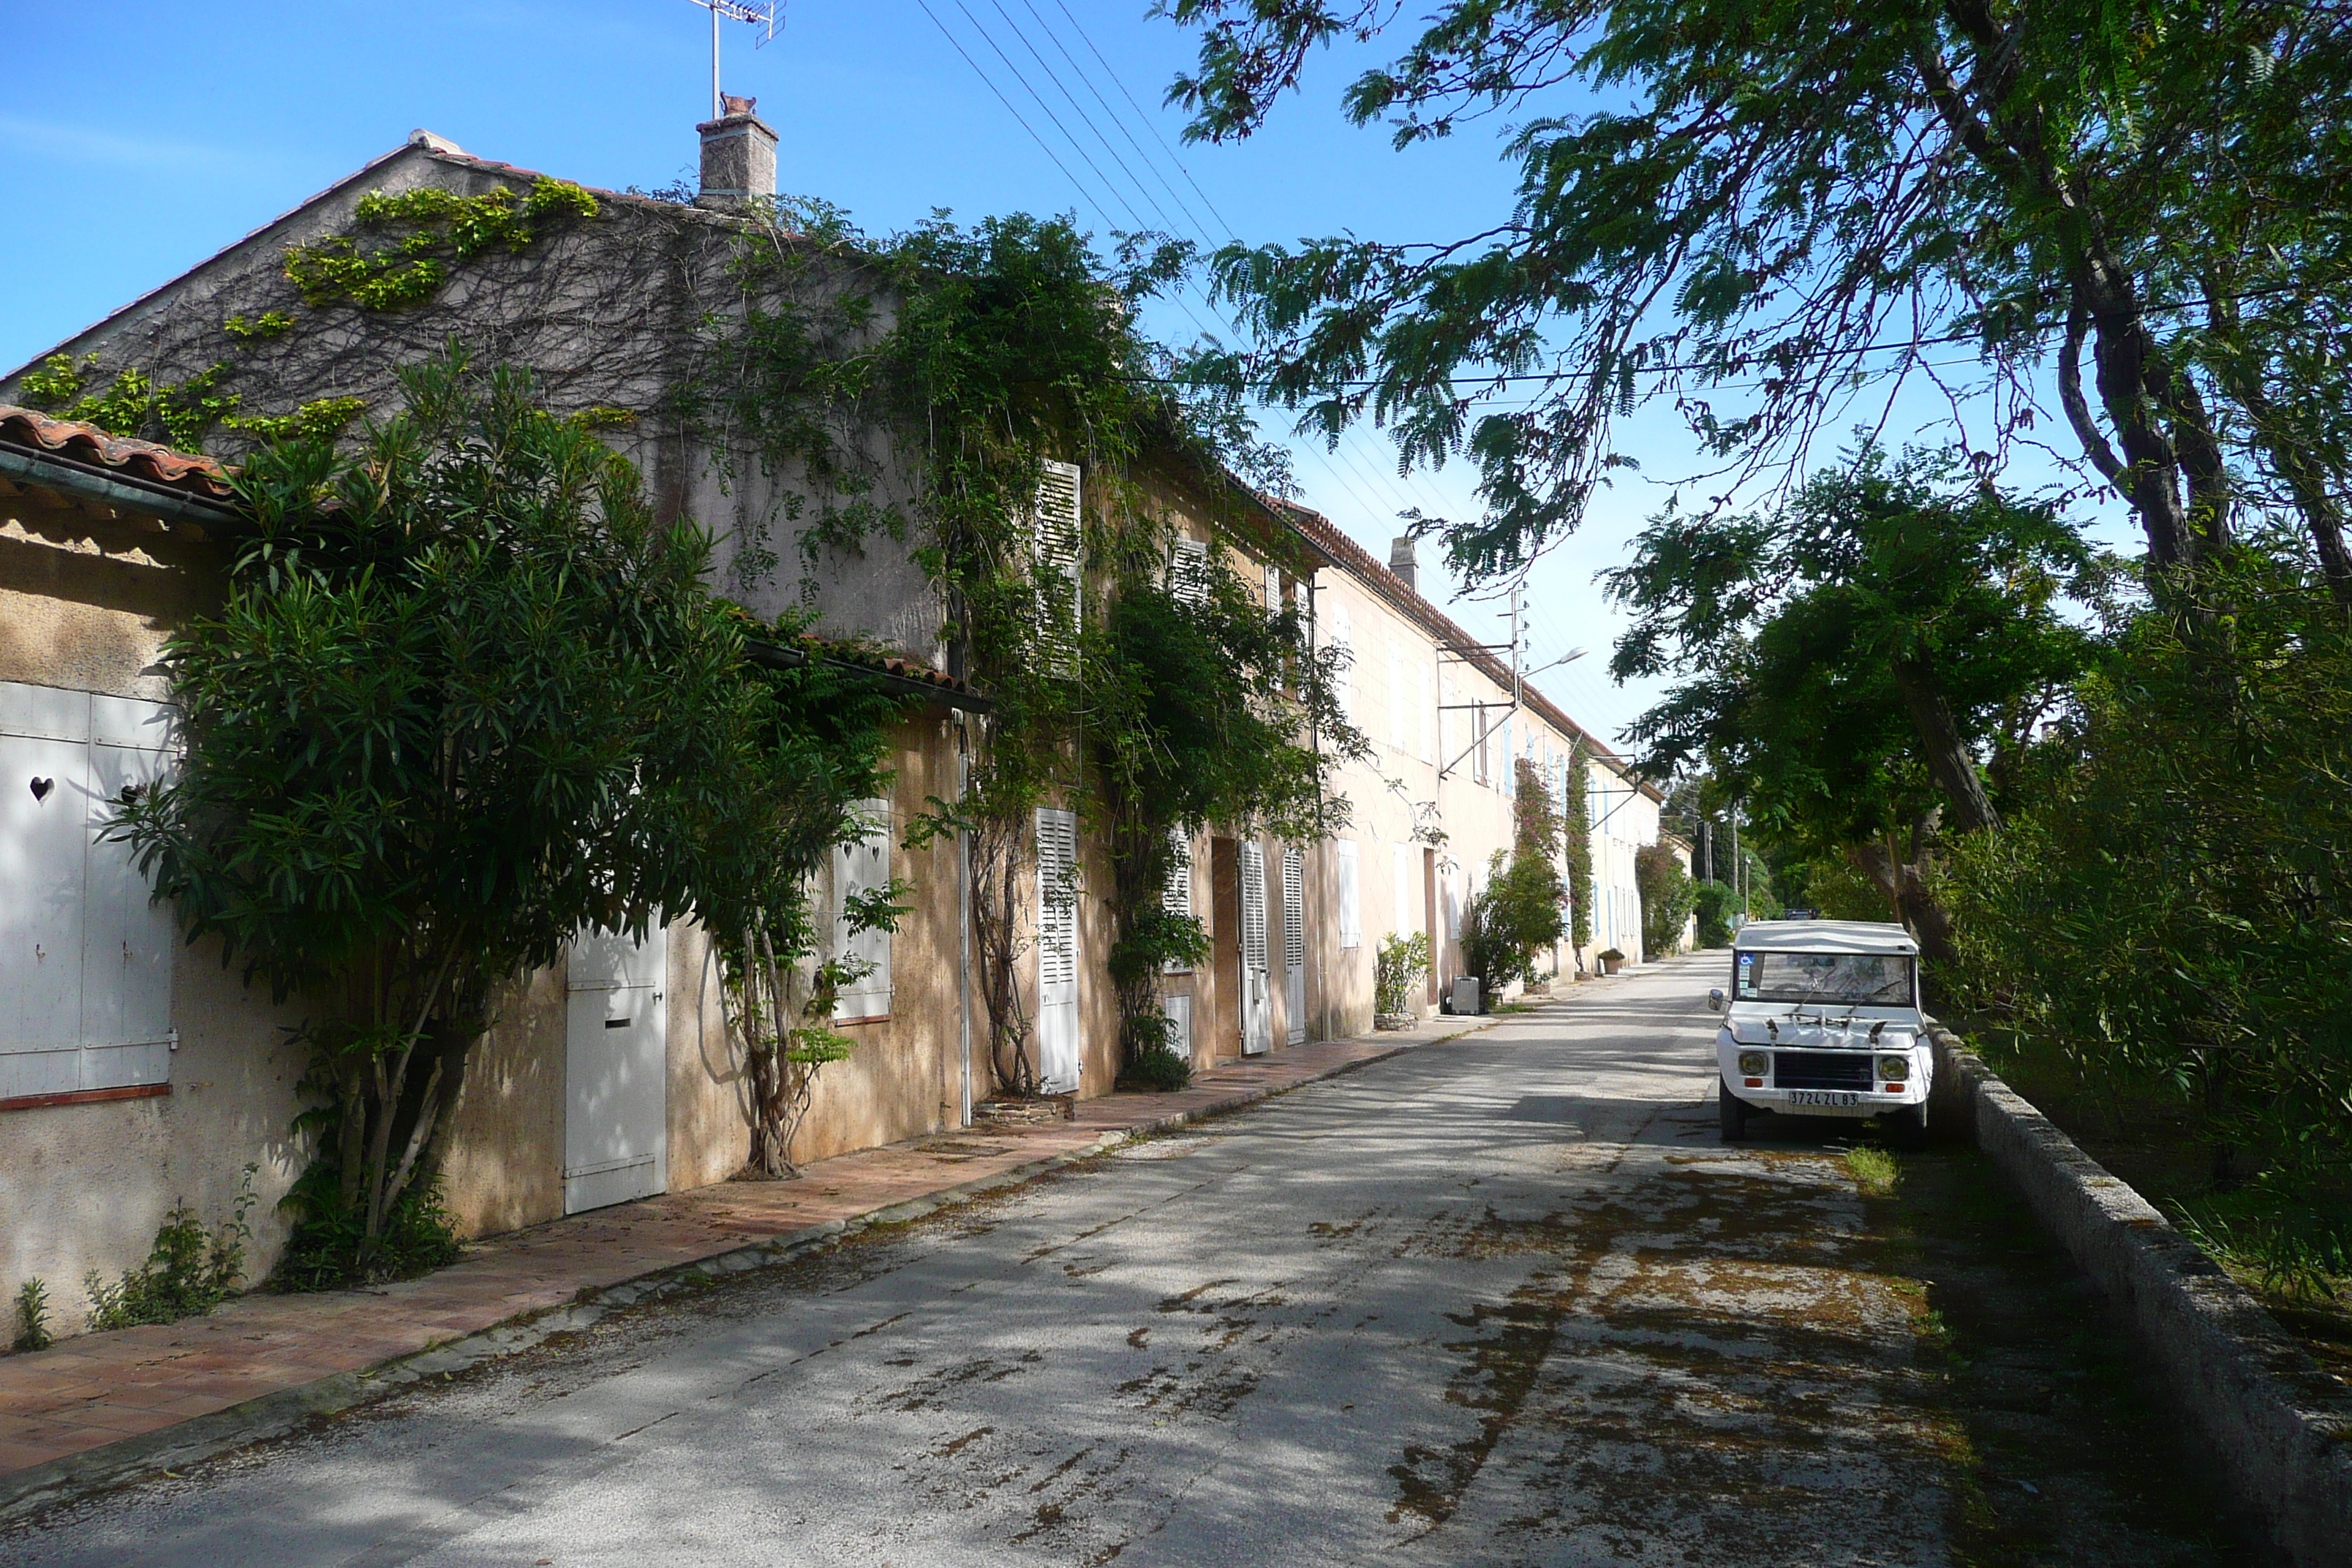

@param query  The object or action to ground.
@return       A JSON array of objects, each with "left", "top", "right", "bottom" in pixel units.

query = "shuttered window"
[
  {"left": 1282, "top": 846, "right": 1305, "bottom": 973},
  {"left": 1239, "top": 840, "right": 1268, "bottom": 976},
  {"left": 1, "top": 682, "right": 177, "bottom": 1104},
  {"left": 1038, "top": 807, "right": 1079, "bottom": 991},
  {"left": 1335, "top": 840, "right": 1361, "bottom": 949},
  {"left": 831, "top": 797, "right": 894, "bottom": 1023},
  {"left": 1169, "top": 535, "right": 1210, "bottom": 606},
  {"left": 1162, "top": 827, "right": 1194, "bottom": 973},
  {"left": 1035, "top": 460, "right": 1082, "bottom": 680}
]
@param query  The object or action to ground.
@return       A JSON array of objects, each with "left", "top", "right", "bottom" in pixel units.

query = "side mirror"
[{"left": 1707, "top": 988, "right": 1725, "bottom": 1013}]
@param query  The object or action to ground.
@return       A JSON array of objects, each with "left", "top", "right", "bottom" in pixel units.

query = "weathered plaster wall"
[
  {"left": 0, "top": 495, "right": 310, "bottom": 1336},
  {"left": 437, "top": 968, "right": 566, "bottom": 1239},
  {"left": 0, "top": 140, "right": 944, "bottom": 664}
]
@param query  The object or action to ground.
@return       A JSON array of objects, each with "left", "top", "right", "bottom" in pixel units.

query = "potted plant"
[{"left": 1597, "top": 946, "right": 1626, "bottom": 976}]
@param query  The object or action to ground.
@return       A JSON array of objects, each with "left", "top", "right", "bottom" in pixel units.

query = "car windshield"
[{"left": 1734, "top": 951, "right": 1912, "bottom": 1006}]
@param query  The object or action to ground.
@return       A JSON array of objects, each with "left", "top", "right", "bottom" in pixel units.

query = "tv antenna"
[{"left": 682, "top": 1, "right": 782, "bottom": 121}]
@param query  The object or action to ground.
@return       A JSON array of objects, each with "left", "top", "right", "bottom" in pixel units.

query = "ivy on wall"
[{"left": 14, "top": 177, "right": 603, "bottom": 453}]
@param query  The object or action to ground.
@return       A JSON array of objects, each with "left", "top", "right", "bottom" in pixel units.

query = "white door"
[
  {"left": 1282, "top": 845, "right": 1306, "bottom": 1044},
  {"left": 564, "top": 921, "right": 668, "bottom": 1213},
  {"left": 1240, "top": 840, "right": 1270, "bottom": 1055},
  {"left": 1036, "top": 807, "right": 1082, "bottom": 1093},
  {"left": 1161, "top": 992, "right": 1192, "bottom": 1061}
]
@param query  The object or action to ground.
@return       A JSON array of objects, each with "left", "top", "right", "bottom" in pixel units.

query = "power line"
[{"left": 1044, "top": 0, "right": 1241, "bottom": 242}]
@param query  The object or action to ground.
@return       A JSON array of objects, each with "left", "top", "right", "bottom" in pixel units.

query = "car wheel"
[
  {"left": 1887, "top": 1104, "right": 1929, "bottom": 1150},
  {"left": 1719, "top": 1084, "right": 1748, "bottom": 1143}
]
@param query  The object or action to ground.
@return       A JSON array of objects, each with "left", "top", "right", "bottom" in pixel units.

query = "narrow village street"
[{"left": 6, "top": 957, "right": 2244, "bottom": 1567}]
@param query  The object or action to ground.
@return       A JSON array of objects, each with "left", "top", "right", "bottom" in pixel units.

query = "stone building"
[{"left": 0, "top": 111, "right": 1662, "bottom": 1339}]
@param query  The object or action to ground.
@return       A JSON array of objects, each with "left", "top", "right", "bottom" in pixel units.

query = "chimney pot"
[
  {"left": 696, "top": 99, "right": 777, "bottom": 211},
  {"left": 1389, "top": 535, "right": 1418, "bottom": 592}
]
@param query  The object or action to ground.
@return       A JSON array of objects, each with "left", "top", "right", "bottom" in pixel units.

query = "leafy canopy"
[{"left": 1158, "top": 0, "right": 2352, "bottom": 598}]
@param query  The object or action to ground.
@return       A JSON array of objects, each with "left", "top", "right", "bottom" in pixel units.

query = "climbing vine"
[
  {"left": 680, "top": 200, "right": 1348, "bottom": 1092},
  {"left": 13, "top": 176, "right": 602, "bottom": 453},
  {"left": 1564, "top": 740, "right": 1596, "bottom": 959}
]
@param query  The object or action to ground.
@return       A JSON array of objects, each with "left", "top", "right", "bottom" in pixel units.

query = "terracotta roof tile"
[{"left": 0, "top": 404, "right": 235, "bottom": 501}]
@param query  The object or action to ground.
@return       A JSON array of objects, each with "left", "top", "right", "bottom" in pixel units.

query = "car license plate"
[{"left": 1785, "top": 1090, "right": 1861, "bottom": 1108}]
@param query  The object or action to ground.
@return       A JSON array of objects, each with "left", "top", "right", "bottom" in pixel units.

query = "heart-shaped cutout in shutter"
[{"left": 29, "top": 776, "right": 53, "bottom": 802}]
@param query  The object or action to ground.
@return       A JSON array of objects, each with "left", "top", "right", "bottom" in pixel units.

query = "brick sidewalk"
[{"left": 0, "top": 1017, "right": 1486, "bottom": 1511}]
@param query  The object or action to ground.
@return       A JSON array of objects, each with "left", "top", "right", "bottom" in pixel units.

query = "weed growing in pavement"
[
  {"left": 1846, "top": 1145, "right": 1901, "bottom": 1196},
  {"left": 11, "top": 1277, "right": 53, "bottom": 1352},
  {"left": 84, "top": 1165, "right": 259, "bottom": 1330}
]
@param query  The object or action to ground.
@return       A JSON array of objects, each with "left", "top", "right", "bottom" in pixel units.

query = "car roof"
[{"left": 1733, "top": 919, "right": 1918, "bottom": 956}]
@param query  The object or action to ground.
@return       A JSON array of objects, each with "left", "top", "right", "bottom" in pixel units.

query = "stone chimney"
[
  {"left": 1389, "top": 535, "right": 1419, "bottom": 592},
  {"left": 696, "top": 94, "right": 777, "bottom": 211}
]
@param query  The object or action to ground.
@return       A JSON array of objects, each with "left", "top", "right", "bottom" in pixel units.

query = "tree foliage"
[
  {"left": 1159, "top": 0, "right": 2352, "bottom": 602},
  {"left": 1943, "top": 552, "right": 2352, "bottom": 1195},
  {"left": 118, "top": 353, "right": 807, "bottom": 1281},
  {"left": 1608, "top": 443, "right": 2094, "bottom": 953}
]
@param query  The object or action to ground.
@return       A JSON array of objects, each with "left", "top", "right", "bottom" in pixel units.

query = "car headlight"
[
  {"left": 1877, "top": 1054, "right": 1910, "bottom": 1082},
  {"left": 1738, "top": 1050, "right": 1768, "bottom": 1077}
]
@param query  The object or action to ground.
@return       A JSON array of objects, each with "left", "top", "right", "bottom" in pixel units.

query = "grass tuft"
[{"left": 1846, "top": 1145, "right": 1901, "bottom": 1196}]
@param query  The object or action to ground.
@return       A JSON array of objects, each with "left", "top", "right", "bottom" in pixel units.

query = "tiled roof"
[
  {"left": 0, "top": 404, "right": 235, "bottom": 501},
  {"left": 1272, "top": 496, "right": 1656, "bottom": 794},
  {"left": 797, "top": 635, "right": 980, "bottom": 701}
]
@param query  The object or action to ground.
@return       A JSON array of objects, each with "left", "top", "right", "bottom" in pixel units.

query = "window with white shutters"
[
  {"left": 831, "top": 797, "right": 894, "bottom": 1022},
  {"left": 1282, "top": 847, "right": 1305, "bottom": 972},
  {"left": 1263, "top": 562, "right": 1281, "bottom": 618},
  {"left": 1335, "top": 840, "right": 1361, "bottom": 949},
  {"left": 1329, "top": 603, "right": 1354, "bottom": 722},
  {"left": 1169, "top": 535, "right": 1210, "bottom": 606},
  {"left": 1038, "top": 807, "right": 1080, "bottom": 991},
  {"left": 1240, "top": 841, "right": 1268, "bottom": 975},
  {"left": 1162, "top": 827, "right": 1194, "bottom": 973},
  {"left": 1, "top": 682, "right": 177, "bottom": 1103},
  {"left": 1034, "top": 460, "right": 1082, "bottom": 680}
]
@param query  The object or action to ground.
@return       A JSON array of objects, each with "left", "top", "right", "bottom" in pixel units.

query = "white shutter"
[
  {"left": 1169, "top": 535, "right": 1210, "bottom": 606},
  {"left": 1282, "top": 847, "right": 1305, "bottom": 973},
  {"left": 1329, "top": 603, "right": 1354, "bottom": 723},
  {"left": 1240, "top": 841, "right": 1267, "bottom": 975},
  {"left": 1263, "top": 562, "right": 1281, "bottom": 617},
  {"left": 1035, "top": 460, "right": 1082, "bottom": 680},
  {"left": 1161, "top": 992, "right": 1193, "bottom": 1060},
  {"left": 1336, "top": 840, "right": 1361, "bottom": 949},
  {"left": 1036, "top": 806, "right": 1082, "bottom": 1091},
  {"left": 1392, "top": 843, "right": 1417, "bottom": 938},
  {"left": 831, "top": 797, "right": 894, "bottom": 1022},
  {"left": 1499, "top": 718, "right": 1514, "bottom": 793},
  {"left": 0, "top": 682, "right": 177, "bottom": 1101},
  {"left": 1038, "top": 808, "right": 1079, "bottom": 991},
  {"left": 1162, "top": 827, "right": 1194, "bottom": 973}
]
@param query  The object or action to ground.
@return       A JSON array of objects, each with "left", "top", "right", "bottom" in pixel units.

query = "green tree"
[
  {"left": 118, "top": 353, "right": 788, "bottom": 1281},
  {"left": 1159, "top": 0, "right": 2352, "bottom": 603},
  {"left": 1636, "top": 843, "right": 1698, "bottom": 958},
  {"left": 1460, "top": 758, "right": 1572, "bottom": 995},
  {"left": 1094, "top": 565, "right": 1361, "bottom": 1081},
  {"left": 1945, "top": 551, "right": 2352, "bottom": 1193},
  {"left": 1605, "top": 444, "right": 2092, "bottom": 955}
]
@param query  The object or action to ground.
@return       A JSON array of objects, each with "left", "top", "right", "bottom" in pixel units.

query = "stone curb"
[
  {"left": 1926, "top": 1023, "right": 2352, "bottom": 1567},
  {"left": 0, "top": 1024, "right": 1480, "bottom": 1525}
]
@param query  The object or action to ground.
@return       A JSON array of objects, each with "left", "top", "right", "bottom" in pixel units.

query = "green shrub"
[
  {"left": 1636, "top": 843, "right": 1697, "bottom": 957},
  {"left": 84, "top": 1168, "right": 257, "bottom": 1330},
  {"left": 1376, "top": 931, "right": 1431, "bottom": 1015},
  {"left": 1692, "top": 882, "right": 1738, "bottom": 948},
  {"left": 1120, "top": 1041, "right": 1194, "bottom": 1093},
  {"left": 12, "top": 1278, "right": 52, "bottom": 1353}
]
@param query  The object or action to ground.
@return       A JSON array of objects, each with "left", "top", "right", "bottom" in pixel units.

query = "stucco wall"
[{"left": 0, "top": 494, "right": 312, "bottom": 1336}]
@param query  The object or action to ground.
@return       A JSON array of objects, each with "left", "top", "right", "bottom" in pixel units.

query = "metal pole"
[
  {"left": 957, "top": 720, "right": 973, "bottom": 1126},
  {"left": 712, "top": 3, "right": 723, "bottom": 119}
]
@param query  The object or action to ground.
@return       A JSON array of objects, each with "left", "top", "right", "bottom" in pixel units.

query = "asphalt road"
[{"left": 7, "top": 954, "right": 2248, "bottom": 1567}]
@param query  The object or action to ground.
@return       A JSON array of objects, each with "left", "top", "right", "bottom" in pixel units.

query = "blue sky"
[{"left": 0, "top": 1, "right": 2114, "bottom": 748}]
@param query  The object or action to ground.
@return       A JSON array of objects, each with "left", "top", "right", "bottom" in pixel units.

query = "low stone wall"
[{"left": 1926, "top": 1024, "right": 2352, "bottom": 1567}]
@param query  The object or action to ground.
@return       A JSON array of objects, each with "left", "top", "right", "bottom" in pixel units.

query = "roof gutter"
[{"left": 0, "top": 442, "right": 240, "bottom": 533}]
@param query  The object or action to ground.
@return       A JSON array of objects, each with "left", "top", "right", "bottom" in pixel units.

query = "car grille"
[{"left": 1771, "top": 1051, "right": 1873, "bottom": 1090}]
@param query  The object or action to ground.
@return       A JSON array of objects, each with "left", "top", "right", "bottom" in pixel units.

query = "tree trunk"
[{"left": 1890, "top": 657, "right": 2000, "bottom": 834}]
